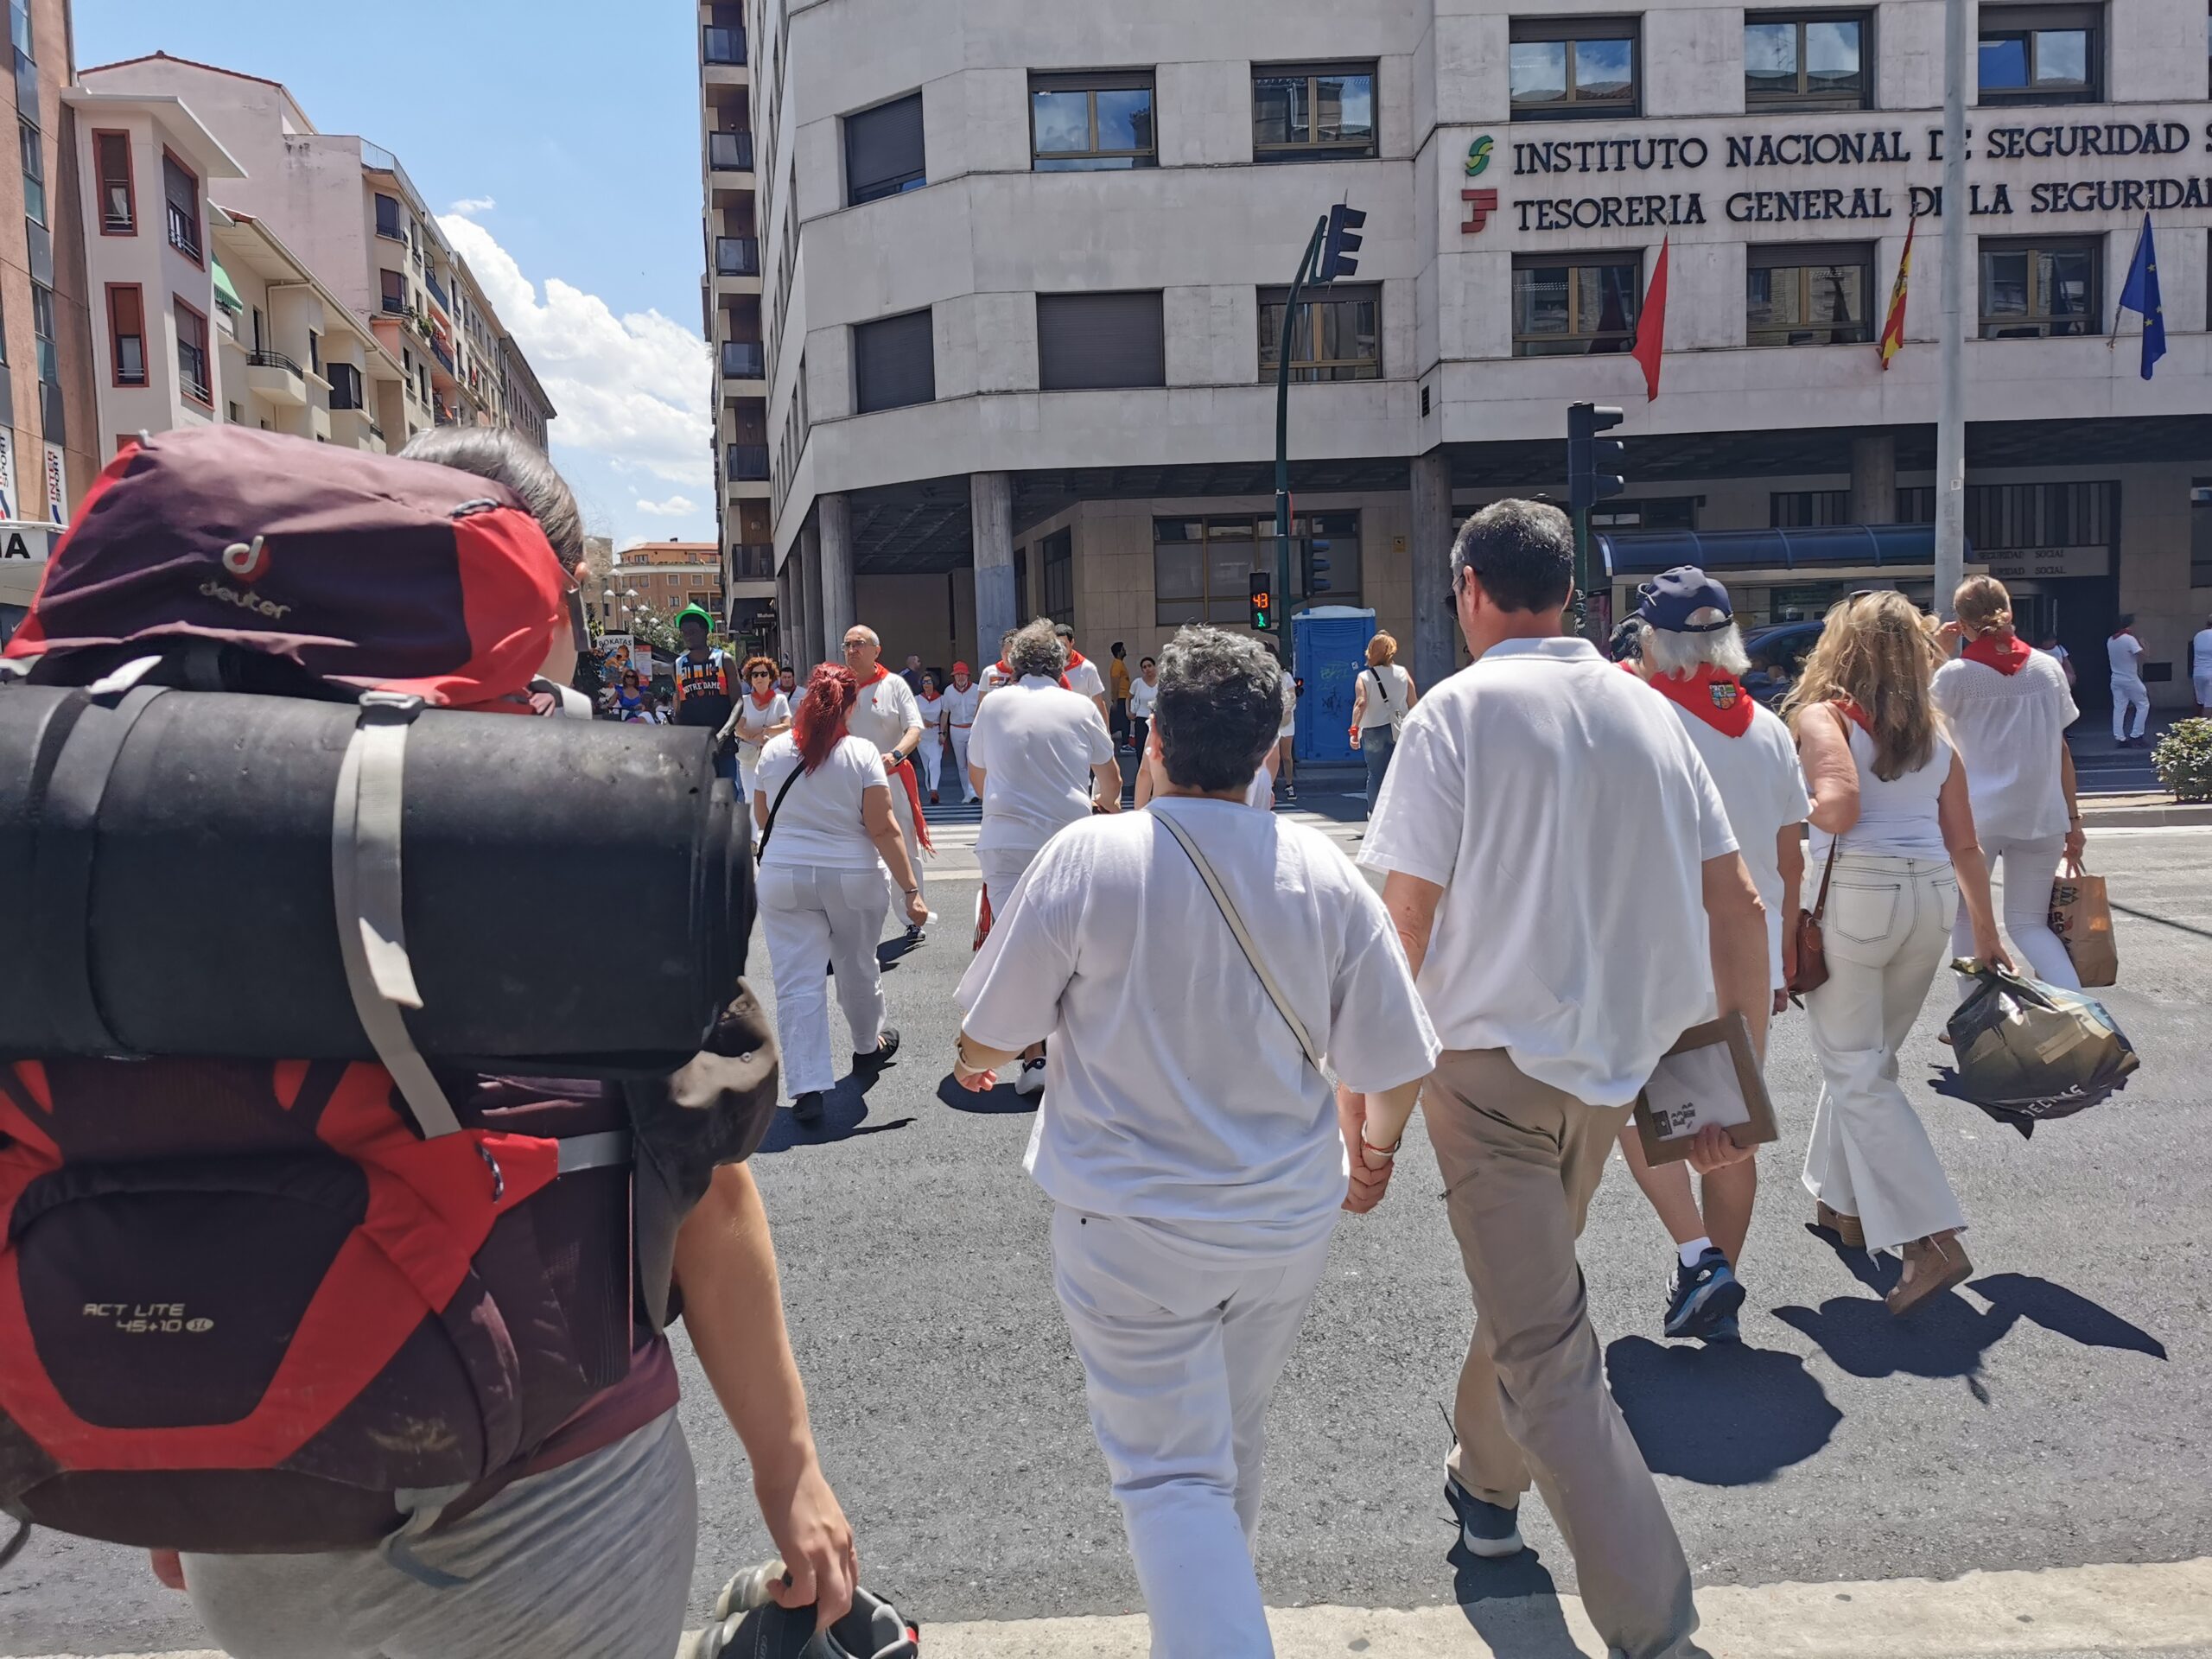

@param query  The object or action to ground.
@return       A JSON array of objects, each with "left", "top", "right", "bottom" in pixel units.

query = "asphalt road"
[{"left": 6, "top": 826, "right": 2209, "bottom": 1654}]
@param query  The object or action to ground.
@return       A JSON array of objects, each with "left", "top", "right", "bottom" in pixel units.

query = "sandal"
[
  {"left": 1885, "top": 1230, "right": 1972, "bottom": 1317},
  {"left": 1815, "top": 1201, "right": 1866, "bottom": 1250}
]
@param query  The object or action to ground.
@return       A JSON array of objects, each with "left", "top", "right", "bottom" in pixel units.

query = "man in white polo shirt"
[
  {"left": 1363, "top": 499, "right": 1769, "bottom": 1659},
  {"left": 841, "top": 623, "right": 931, "bottom": 942},
  {"left": 954, "top": 625, "right": 1437, "bottom": 1659}
]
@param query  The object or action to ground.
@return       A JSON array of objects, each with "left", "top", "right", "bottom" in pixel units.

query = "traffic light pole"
[
  {"left": 1571, "top": 504, "right": 1596, "bottom": 642},
  {"left": 1274, "top": 215, "right": 1329, "bottom": 635}
]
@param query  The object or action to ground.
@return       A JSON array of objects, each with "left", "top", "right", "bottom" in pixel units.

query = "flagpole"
[{"left": 1933, "top": 0, "right": 1968, "bottom": 620}]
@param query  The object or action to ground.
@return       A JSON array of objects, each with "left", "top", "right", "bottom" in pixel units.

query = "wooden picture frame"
[{"left": 1631, "top": 1012, "right": 1778, "bottom": 1166}]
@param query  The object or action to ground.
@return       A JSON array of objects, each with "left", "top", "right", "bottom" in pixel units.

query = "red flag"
[
  {"left": 1631, "top": 236, "right": 1669, "bottom": 402},
  {"left": 1878, "top": 213, "right": 1917, "bottom": 371}
]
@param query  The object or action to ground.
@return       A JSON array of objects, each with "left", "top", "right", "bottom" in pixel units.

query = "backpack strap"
[{"left": 331, "top": 692, "right": 462, "bottom": 1140}]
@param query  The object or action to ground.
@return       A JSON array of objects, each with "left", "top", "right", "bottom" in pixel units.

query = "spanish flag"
[{"left": 1878, "top": 214, "right": 1916, "bottom": 371}]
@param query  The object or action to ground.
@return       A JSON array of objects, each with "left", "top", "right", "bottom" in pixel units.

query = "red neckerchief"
[
  {"left": 1962, "top": 633, "right": 2031, "bottom": 676},
  {"left": 995, "top": 658, "right": 1070, "bottom": 690},
  {"left": 858, "top": 664, "right": 891, "bottom": 688},
  {"left": 1835, "top": 698, "right": 1873, "bottom": 734},
  {"left": 749, "top": 686, "right": 779, "bottom": 710},
  {"left": 1647, "top": 664, "right": 1756, "bottom": 738},
  {"left": 1066, "top": 648, "right": 1088, "bottom": 669}
]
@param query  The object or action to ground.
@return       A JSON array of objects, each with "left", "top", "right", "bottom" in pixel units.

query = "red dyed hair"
[{"left": 793, "top": 663, "right": 857, "bottom": 772}]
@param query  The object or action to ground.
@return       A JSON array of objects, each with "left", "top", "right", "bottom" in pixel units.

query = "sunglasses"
[{"left": 748, "top": 669, "right": 774, "bottom": 679}]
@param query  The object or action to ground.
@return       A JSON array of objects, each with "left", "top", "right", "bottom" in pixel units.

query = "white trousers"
[
  {"left": 1950, "top": 832, "right": 2081, "bottom": 997},
  {"left": 949, "top": 726, "right": 976, "bottom": 802},
  {"left": 882, "top": 764, "right": 928, "bottom": 909},
  {"left": 757, "top": 864, "right": 889, "bottom": 1096},
  {"left": 1802, "top": 854, "right": 1967, "bottom": 1254},
  {"left": 916, "top": 734, "right": 944, "bottom": 797},
  {"left": 978, "top": 844, "right": 1042, "bottom": 918},
  {"left": 2112, "top": 675, "right": 2150, "bottom": 740},
  {"left": 1051, "top": 1207, "right": 1333, "bottom": 1659}
]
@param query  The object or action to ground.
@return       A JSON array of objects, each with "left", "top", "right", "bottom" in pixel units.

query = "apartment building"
[
  {"left": 606, "top": 538, "right": 724, "bottom": 639},
  {"left": 76, "top": 53, "right": 555, "bottom": 455},
  {"left": 0, "top": 0, "right": 99, "bottom": 631},
  {"left": 698, "top": 1, "right": 777, "bottom": 651},
  {"left": 752, "top": 0, "right": 2212, "bottom": 728}
]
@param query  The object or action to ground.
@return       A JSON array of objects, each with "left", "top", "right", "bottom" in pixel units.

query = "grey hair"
[
  {"left": 1005, "top": 618, "right": 1069, "bottom": 681},
  {"left": 400, "top": 426, "right": 583, "bottom": 567},
  {"left": 1636, "top": 619, "right": 1751, "bottom": 679},
  {"left": 1154, "top": 626, "right": 1282, "bottom": 793}
]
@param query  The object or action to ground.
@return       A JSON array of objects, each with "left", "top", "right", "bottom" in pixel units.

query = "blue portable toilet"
[{"left": 1292, "top": 606, "right": 1376, "bottom": 765}]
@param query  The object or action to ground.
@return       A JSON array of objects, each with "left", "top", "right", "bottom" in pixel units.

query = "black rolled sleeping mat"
[{"left": 0, "top": 685, "right": 748, "bottom": 1068}]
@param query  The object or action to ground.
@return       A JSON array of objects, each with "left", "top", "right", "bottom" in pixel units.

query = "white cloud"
[
  {"left": 438, "top": 213, "right": 710, "bottom": 491},
  {"left": 448, "top": 196, "right": 497, "bottom": 215},
  {"left": 634, "top": 493, "right": 696, "bottom": 518}
]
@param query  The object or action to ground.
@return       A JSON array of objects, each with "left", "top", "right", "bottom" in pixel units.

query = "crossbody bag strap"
[
  {"left": 1808, "top": 702, "right": 1853, "bottom": 918},
  {"left": 1151, "top": 808, "right": 1330, "bottom": 1081},
  {"left": 1368, "top": 664, "right": 1393, "bottom": 712},
  {"left": 753, "top": 762, "right": 805, "bottom": 857}
]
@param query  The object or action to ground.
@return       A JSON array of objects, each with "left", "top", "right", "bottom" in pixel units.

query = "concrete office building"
[
  {"left": 699, "top": 2, "right": 778, "bottom": 650},
  {"left": 76, "top": 53, "right": 555, "bottom": 454},
  {"left": 748, "top": 0, "right": 2212, "bottom": 721}
]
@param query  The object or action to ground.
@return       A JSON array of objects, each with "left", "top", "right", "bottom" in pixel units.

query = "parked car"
[{"left": 1741, "top": 620, "right": 1824, "bottom": 709}]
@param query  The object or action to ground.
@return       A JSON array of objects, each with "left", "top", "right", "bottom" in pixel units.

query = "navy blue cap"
[{"left": 1635, "top": 566, "right": 1735, "bottom": 633}]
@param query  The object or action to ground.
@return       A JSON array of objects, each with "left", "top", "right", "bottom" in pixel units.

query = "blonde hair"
[
  {"left": 1954, "top": 575, "right": 2015, "bottom": 639},
  {"left": 1783, "top": 592, "right": 1942, "bottom": 781},
  {"left": 1366, "top": 631, "right": 1398, "bottom": 667}
]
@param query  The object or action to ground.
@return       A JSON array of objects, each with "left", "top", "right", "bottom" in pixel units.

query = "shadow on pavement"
[
  {"left": 1450, "top": 1545, "right": 1586, "bottom": 1658},
  {"left": 936, "top": 1073, "right": 1039, "bottom": 1116},
  {"left": 1605, "top": 1336, "right": 1842, "bottom": 1484},
  {"left": 753, "top": 1072, "right": 917, "bottom": 1154}
]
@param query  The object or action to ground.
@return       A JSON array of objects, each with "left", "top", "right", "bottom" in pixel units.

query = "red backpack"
[{"left": 0, "top": 429, "right": 772, "bottom": 1558}]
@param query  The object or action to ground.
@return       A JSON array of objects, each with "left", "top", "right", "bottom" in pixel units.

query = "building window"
[
  {"left": 1257, "top": 283, "right": 1381, "bottom": 381},
  {"left": 1040, "top": 528, "right": 1074, "bottom": 624},
  {"left": 1979, "top": 4, "right": 2101, "bottom": 105},
  {"left": 844, "top": 92, "right": 925, "bottom": 206},
  {"left": 1747, "top": 242, "right": 1874, "bottom": 346},
  {"left": 382, "top": 269, "right": 407, "bottom": 315},
  {"left": 1898, "top": 480, "right": 2116, "bottom": 554},
  {"left": 374, "top": 193, "right": 404, "bottom": 240},
  {"left": 1510, "top": 17, "right": 1639, "bottom": 119},
  {"left": 1250, "top": 62, "right": 1377, "bottom": 161},
  {"left": 852, "top": 308, "right": 935, "bottom": 412},
  {"left": 175, "top": 298, "right": 213, "bottom": 405},
  {"left": 106, "top": 285, "right": 146, "bottom": 386},
  {"left": 1037, "top": 291, "right": 1166, "bottom": 390},
  {"left": 1512, "top": 253, "right": 1641, "bottom": 356},
  {"left": 1745, "top": 12, "right": 1871, "bottom": 110},
  {"left": 1031, "top": 71, "right": 1156, "bottom": 171},
  {"left": 2191, "top": 480, "right": 2212, "bottom": 588},
  {"left": 1772, "top": 489, "right": 1851, "bottom": 527},
  {"left": 18, "top": 118, "right": 43, "bottom": 226},
  {"left": 1013, "top": 549, "right": 1031, "bottom": 621},
  {"left": 329, "top": 361, "right": 364, "bottom": 410},
  {"left": 226, "top": 401, "right": 243, "bottom": 423},
  {"left": 31, "top": 280, "right": 56, "bottom": 386},
  {"left": 94, "top": 130, "right": 135, "bottom": 233},
  {"left": 163, "top": 151, "right": 202, "bottom": 264},
  {"left": 1593, "top": 499, "right": 1697, "bottom": 531},
  {"left": 1980, "top": 236, "right": 2099, "bottom": 337}
]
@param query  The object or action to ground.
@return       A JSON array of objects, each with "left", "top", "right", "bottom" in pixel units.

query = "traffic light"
[
  {"left": 1567, "top": 402, "right": 1627, "bottom": 517},
  {"left": 1303, "top": 538, "right": 1333, "bottom": 597},
  {"left": 1249, "top": 570, "right": 1274, "bottom": 631},
  {"left": 1317, "top": 202, "right": 1366, "bottom": 283}
]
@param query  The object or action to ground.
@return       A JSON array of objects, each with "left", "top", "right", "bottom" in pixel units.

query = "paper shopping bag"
[{"left": 2049, "top": 868, "right": 2118, "bottom": 988}]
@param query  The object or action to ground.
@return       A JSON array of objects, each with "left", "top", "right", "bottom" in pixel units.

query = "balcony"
[
  {"left": 424, "top": 270, "right": 451, "bottom": 316},
  {"left": 702, "top": 25, "right": 746, "bottom": 67},
  {"left": 429, "top": 335, "right": 455, "bottom": 376},
  {"left": 724, "top": 443, "right": 770, "bottom": 483},
  {"left": 166, "top": 200, "right": 201, "bottom": 262},
  {"left": 728, "top": 543, "right": 776, "bottom": 581},
  {"left": 246, "top": 350, "right": 308, "bottom": 406},
  {"left": 714, "top": 237, "right": 760, "bottom": 279},
  {"left": 721, "top": 340, "right": 765, "bottom": 380},
  {"left": 709, "top": 130, "right": 753, "bottom": 172}
]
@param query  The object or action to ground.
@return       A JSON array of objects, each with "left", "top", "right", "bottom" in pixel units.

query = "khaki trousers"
[{"left": 1426, "top": 1047, "right": 1703, "bottom": 1659}]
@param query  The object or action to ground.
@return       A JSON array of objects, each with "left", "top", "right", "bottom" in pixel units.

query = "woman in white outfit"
[
  {"left": 753, "top": 664, "right": 930, "bottom": 1124},
  {"left": 719, "top": 654, "right": 792, "bottom": 799},
  {"left": 1348, "top": 631, "right": 1417, "bottom": 810},
  {"left": 913, "top": 671, "right": 948, "bottom": 804},
  {"left": 1933, "top": 576, "right": 2085, "bottom": 994},
  {"left": 2107, "top": 618, "right": 2149, "bottom": 746},
  {"left": 1789, "top": 592, "right": 2012, "bottom": 1318}
]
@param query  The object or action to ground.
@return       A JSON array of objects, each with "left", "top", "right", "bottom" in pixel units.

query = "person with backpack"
[
  {"left": 953, "top": 626, "right": 1437, "bottom": 1659},
  {"left": 1348, "top": 631, "right": 1417, "bottom": 809}
]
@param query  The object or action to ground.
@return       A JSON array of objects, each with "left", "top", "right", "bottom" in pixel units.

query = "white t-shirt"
[
  {"left": 1662, "top": 696, "right": 1810, "bottom": 990},
  {"left": 753, "top": 734, "right": 889, "bottom": 872},
  {"left": 968, "top": 677, "right": 1116, "bottom": 855},
  {"left": 2107, "top": 632, "right": 2145, "bottom": 680},
  {"left": 1360, "top": 636, "right": 1737, "bottom": 1107},
  {"left": 729, "top": 692, "right": 791, "bottom": 747},
  {"left": 1065, "top": 654, "right": 1108, "bottom": 705},
  {"left": 1808, "top": 721, "right": 1955, "bottom": 862},
  {"left": 847, "top": 670, "right": 922, "bottom": 755},
  {"left": 1932, "top": 649, "right": 2078, "bottom": 842},
  {"left": 1357, "top": 664, "right": 1414, "bottom": 729},
  {"left": 958, "top": 800, "right": 1440, "bottom": 1257},
  {"left": 1128, "top": 677, "right": 1160, "bottom": 720},
  {"left": 1243, "top": 766, "right": 1274, "bottom": 810},
  {"left": 916, "top": 693, "right": 948, "bottom": 742},
  {"left": 2192, "top": 629, "right": 2212, "bottom": 684},
  {"left": 943, "top": 681, "right": 985, "bottom": 728}
]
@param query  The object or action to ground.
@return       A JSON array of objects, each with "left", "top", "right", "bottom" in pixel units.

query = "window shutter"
[
  {"left": 854, "top": 309, "right": 935, "bottom": 412},
  {"left": 846, "top": 93, "right": 925, "bottom": 202},
  {"left": 1037, "top": 292, "right": 1166, "bottom": 391}
]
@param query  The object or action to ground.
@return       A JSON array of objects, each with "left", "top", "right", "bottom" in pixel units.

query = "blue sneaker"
[
  {"left": 1445, "top": 1473, "right": 1525, "bottom": 1559},
  {"left": 1706, "top": 1307, "right": 1741, "bottom": 1344},
  {"left": 1662, "top": 1248, "right": 1745, "bottom": 1341}
]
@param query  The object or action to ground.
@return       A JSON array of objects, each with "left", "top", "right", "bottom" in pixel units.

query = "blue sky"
[{"left": 77, "top": 0, "right": 716, "bottom": 549}]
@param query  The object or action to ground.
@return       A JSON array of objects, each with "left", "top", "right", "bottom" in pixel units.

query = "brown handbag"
[{"left": 1788, "top": 704, "right": 1851, "bottom": 1000}]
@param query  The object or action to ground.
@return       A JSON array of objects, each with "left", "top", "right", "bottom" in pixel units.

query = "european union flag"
[{"left": 2117, "top": 214, "right": 2165, "bottom": 381}]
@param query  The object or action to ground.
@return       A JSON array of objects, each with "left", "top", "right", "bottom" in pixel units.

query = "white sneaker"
[{"left": 1014, "top": 1058, "right": 1047, "bottom": 1096}]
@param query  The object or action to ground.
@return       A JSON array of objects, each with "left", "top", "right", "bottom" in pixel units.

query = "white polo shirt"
[
  {"left": 943, "top": 680, "right": 985, "bottom": 728},
  {"left": 1360, "top": 636, "right": 1737, "bottom": 1107},
  {"left": 958, "top": 800, "right": 1440, "bottom": 1258},
  {"left": 967, "top": 676, "right": 1115, "bottom": 854},
  {"left": 847, "top": 669, "right": 922, "bottom": 756}
]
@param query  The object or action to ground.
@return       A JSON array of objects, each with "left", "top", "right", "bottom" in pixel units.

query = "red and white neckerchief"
[
  {"left": 748, "top": 686, "right": 780, "bottom": 710},
  {"left": 1646, "top": 664, "right": 1756, "bottom": 738},
  {"left": 995, "top": 658, "right": 1070, "bottom": 690},
  {"left": 1962, "top": 634, "right": 2031, "bottom": 676}
]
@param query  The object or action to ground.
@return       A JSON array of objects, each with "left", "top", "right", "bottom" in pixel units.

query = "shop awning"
[
  {"left": 211, "top": 259, "right": 245, "bottom": 315},
  {"left": 1598, "top": 524, "right": 1958, "bottom": 580}
]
